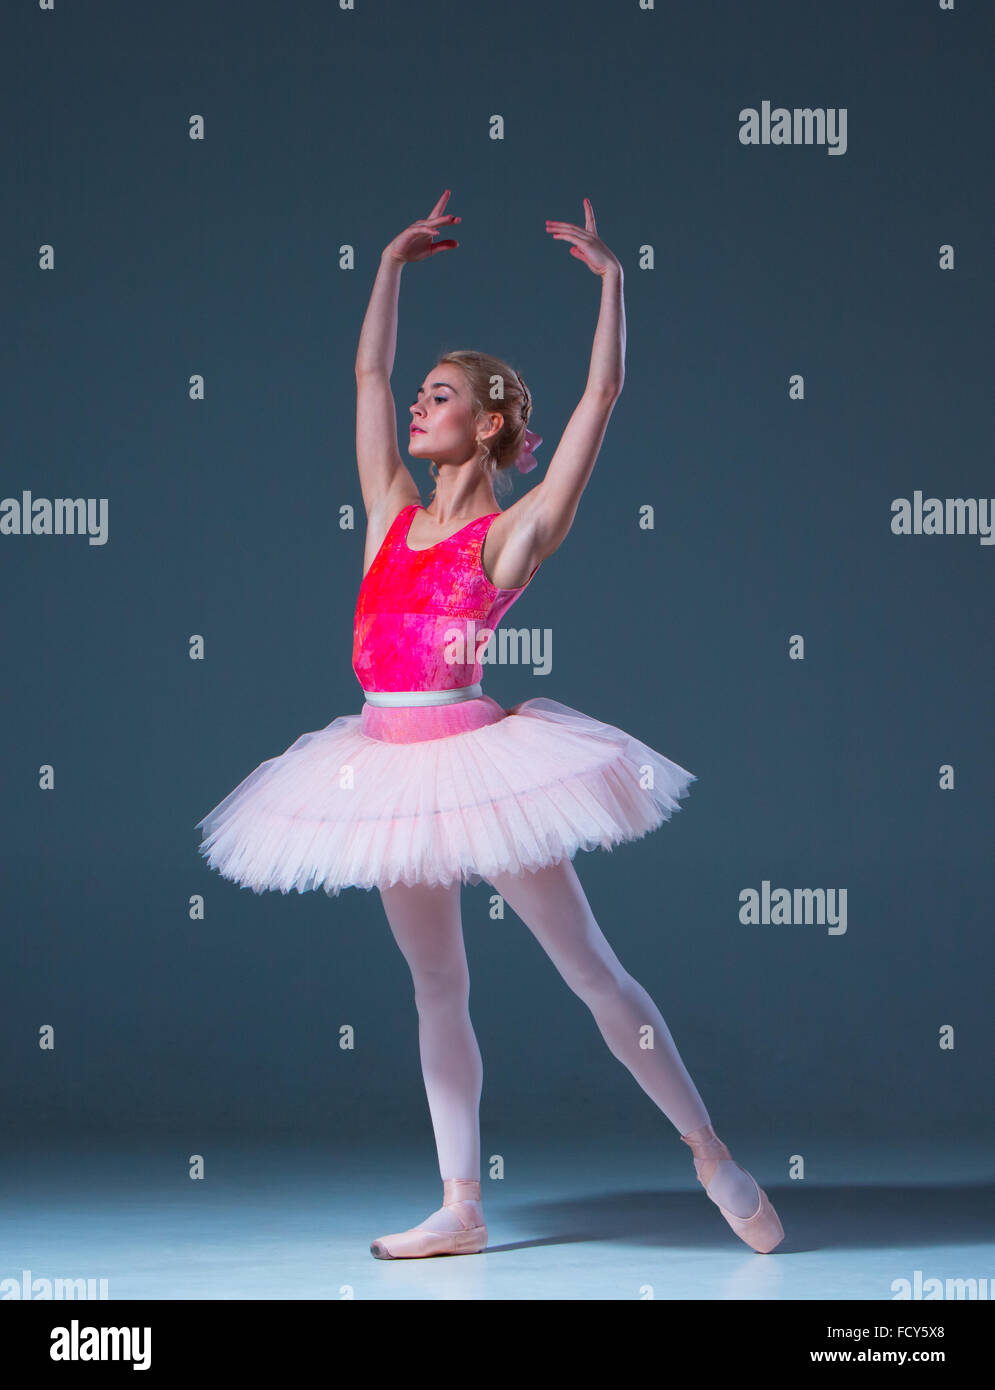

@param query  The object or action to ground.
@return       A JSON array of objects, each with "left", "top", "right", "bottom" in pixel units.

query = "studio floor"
[{"left": 3, "top": 1134, "right": 991, "bottom": 1301}]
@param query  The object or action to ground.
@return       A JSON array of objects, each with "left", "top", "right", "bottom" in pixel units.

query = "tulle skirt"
[{"left": 194, "top": 695, "right": 696, "bottom": 896}]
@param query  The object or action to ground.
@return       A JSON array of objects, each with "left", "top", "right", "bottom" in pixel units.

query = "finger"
[
  {"left": 416, "top": 214, "right": 461, "bottom": 226},
  {"left": 428, "top": 190, "right": 451, "bottom": 217},
  {"left": 583, "top": 197, "right": 597, "bottom": 233},
  {"left": 428, "top": 240, "right": 459, "bottom": 254},
  {"left": 545, "top": 221, "right": 588, "bottom": 234}
]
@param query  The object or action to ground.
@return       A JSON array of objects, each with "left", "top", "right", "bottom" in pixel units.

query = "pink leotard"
[{"left": 352, "top": 503, "right": 539, "bottom": 744}]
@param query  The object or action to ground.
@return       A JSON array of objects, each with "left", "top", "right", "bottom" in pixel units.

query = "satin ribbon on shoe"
[
  {"left": 362, "top": 683, "right": 483, "bottom": 707},
  {"left": 370, "top": 1179, "right": 488, "bottom": 1259},
  {"left": 680, "top": 1124, "right": 785, "bottom": 1254}
]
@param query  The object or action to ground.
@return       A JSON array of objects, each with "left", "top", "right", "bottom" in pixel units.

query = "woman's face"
[
  {"left": 408, "top": 365, "right": 500, "bottom": 462},
  {"left": 407, "top": 365, "right": 473, "bottom": 461}
]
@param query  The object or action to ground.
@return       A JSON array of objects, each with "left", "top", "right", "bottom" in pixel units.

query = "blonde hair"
[{"left": 430, "top": 349, "right": 533, "bottom": 499}]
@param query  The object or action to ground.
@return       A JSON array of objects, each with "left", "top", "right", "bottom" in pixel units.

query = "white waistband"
[{"left": 362, "top": 683, "right": 484, "bottom": 707}]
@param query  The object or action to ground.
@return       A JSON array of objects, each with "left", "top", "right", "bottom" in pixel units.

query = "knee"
[
  {"left": 411, "top": 964, "right": 471, "bottom": 1010},
  {"left": 566, "top": 959, "right": 632, "bottom": 1005}
]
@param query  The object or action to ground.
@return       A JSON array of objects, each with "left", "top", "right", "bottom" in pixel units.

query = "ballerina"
[{"left": 196, "top": 188, "right": 784, "bottom": 1260}]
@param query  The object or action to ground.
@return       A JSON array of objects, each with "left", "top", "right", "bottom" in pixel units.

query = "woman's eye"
[{"left": 434, "top": 395, "right": 447, "bottom": 404}]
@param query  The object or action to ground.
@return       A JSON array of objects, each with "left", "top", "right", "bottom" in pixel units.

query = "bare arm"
[
  {"left": 532, "top": 261, "right": 624, "bottom": 550},
  {"left": 484, "top": 202, "right": 625, "bottom": 586},
  {"left": 354, "top": 252, "right": 418, "bottom": 520},
  {"left": 354, "top": 192, "right": 461, "bottom": 558}
]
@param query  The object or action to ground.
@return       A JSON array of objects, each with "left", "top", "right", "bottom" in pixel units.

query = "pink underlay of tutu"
[
  {"left": 195, "top": 696, "right": 696, "bottom": 897},
  {"left": 359, "top": 693, "right": 508, "bottom": 744}
]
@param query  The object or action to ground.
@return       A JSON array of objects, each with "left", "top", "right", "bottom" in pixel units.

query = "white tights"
[{"left": 378, "top": 855, "right": 760, "bottom": 1229}]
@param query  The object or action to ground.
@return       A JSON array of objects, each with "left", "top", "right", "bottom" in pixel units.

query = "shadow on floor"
[{"left": 483, "top": 1182, "right": 995, "bottom": 1255}]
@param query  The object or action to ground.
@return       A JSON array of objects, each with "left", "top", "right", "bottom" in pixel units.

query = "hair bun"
[{"left": 515, "top": 370, "right": 532, "bottom": 421}]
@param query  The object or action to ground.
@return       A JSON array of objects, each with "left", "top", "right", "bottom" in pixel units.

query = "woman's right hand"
[{"left": 383, "top": 189, "right": 461, "bottom": 264}]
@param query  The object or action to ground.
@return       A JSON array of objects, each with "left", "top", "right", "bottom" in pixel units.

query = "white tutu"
[{"left": 195, "top": 696, "right": 696, "bottom": 896}]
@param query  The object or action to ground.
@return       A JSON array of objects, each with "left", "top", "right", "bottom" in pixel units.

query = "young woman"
[{"left": 196, "top": 189, "right": 784, "bottom": 1260}]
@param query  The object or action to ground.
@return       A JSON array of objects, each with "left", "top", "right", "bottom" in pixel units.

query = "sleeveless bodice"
[{"left": 352, "top": 503, "right": 539, "bottom": 693}]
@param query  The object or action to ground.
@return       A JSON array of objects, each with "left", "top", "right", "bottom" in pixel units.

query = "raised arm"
[
  {"left": 507, "top": 200, "right": 625, "bottom": 564},
  {"left": 354, "top": 192, "right": 462, "bottom": 550}
]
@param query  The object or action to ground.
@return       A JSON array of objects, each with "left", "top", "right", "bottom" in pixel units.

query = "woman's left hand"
[{"left": 545, "top": 198, "right": 621, "bottom": 277}]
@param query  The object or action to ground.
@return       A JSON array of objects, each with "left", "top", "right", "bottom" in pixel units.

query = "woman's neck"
[{"left": 424, "top": 482, "right": 499, "bottom": 525}]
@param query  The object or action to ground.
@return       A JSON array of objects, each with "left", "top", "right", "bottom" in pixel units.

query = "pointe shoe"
[
  {"left": 370, "top": 1179, "right": 488, "bottom": 1260},
  {"left": 680, "top": 1124, "right": 785, "bottom": 1254}
]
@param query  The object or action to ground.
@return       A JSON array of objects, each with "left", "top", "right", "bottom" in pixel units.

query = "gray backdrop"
[{"left": 3, "top": 0, "right": 991, "bottom": 1151}]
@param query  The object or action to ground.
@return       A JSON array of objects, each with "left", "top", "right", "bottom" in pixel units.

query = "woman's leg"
[
  {"left": 378, "top": 877, "right": 484, "bottom": 1232},
  {"left": 486, "top": 856, "right": 761, "bottom": 1219}
]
